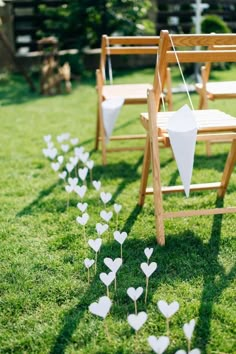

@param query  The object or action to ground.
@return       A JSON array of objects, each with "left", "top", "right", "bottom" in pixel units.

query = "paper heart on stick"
[
  {"left": 183, "top": 319, "right": 196, "bottom": 340},
  {"left": 96, "top": 223, "right": 108, "bottom": 236},
  {"left": 48, "top": 148, "right": 58, "bottom": 159},
  {"left": 76, "top": 212, "right": 89, "bottom": 226},
  {"left": 84, "top": 258, "right": 95, "bottom": 269},
  {"left": 99, "top": 271, "right": 116, "bottom": 287},
  {"left": 100, "top": 191, "right": 112, "bottom": 204},
  {"left": 74, "top": 146, "right": 84, "bottom": 158},
  {"left": 68, "top": 177, "right": 78, "bottom": 188},
  {"left": 113, "top": 231, "right": 127, "bottom": 245},
  {"left": 141, "top": 262, "right": 157, "bottom": 278},
  {"left": 61, "top": 144, "right": 69, "bottom": 153},
  {"left": 59, "top": 171, "right": 67, "bottom": 180},
  {"left": 65, "top": 185, "right": 73, "bottom": 193},
  {"left": 144, "top": 247, "right": 153, "bottom": 260},
  {"left": 104, "top": 257, "right": 122, "bottom": 273},
  {"left": 89, "top": 296, "right": 112, "bottom": 319},
  {"left": 148, "top": 335, "right": 170, "bottom": 354},
  {"left": 75, "top": 185, "right": 87, "bottom": 199},
  {"left": 92, "top": 180, "right": 101, "bottom": 191},
  {"left": 114, "top": 203, "right": 122, "bottom": 213},
  {"left": 80, "top": 151, "right": 89, "bottom": 163},
  {"left": 100, "top": 210, "right": 113, "bottom": 223},
  {"left": 77, "top": 202, "right": 88, "bottom": 213},
  {"left": 51, "top": 162, "right": 60, "bottom": 172},
  {"left": 70, "top": 138, "right": 79, "bottom": 145},
  {"left": 127, "top": 287, "right": 143, "bottom": 301},
  {"left": 66, "top": 163, "right": 74, "bottom": 173},
  {"left": 157, "top": 300, "right": 179, "bottom": 319},
  {"left": 57, "top": 155, "right": 64, "bottom": 164},
  {"left": 78, "top": 167, "right": 88, "bottom": 181},
  {"left": 43, "top": 135, "right": 51, "bottom": 143},
  {"left": 86, "top": 160, "right": 94, "bottom": 170},
  {"left": 47, "top": 141, "right": 54, "bottom": 149},
  {"left": 175, "top": 349, "right": 200, "bottom": 354},
  {"left": 127, "top": 311, "right": 147, "bottom": 332},
  {"left": 69, "top": 156, "right": 78, "bottom": 166},
  {"left": 88, "top": 238, "right": 102, "bottom": 252}
]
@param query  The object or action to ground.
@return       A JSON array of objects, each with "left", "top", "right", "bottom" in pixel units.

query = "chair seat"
[
  {"left": 196, "top": 81, "right": 236, "bottom": 99},
  {"left": 141, "top": 109, "right": 236, "bottom": 137},
  {"left": 103, "top": 83, "right": 153, "bottom": 103}
]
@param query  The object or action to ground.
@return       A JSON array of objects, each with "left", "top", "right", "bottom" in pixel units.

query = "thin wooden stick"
[
  {"left": 134, "top": 300, "right": 137, "bottom": 315},
  {"left": 144, "top": 276, "right": 149, "bottom": 304},
  {"left": 95, "top": 252, "right": 98, "bottom": 273}
]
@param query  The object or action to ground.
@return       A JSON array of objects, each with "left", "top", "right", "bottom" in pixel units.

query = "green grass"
[{"left": 0, "top": 67, "right": 235, "bottom": 354}]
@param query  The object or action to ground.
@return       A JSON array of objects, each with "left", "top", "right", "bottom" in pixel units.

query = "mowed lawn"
[{"left": 0, "top": 67, "right": 235, "bottom": 354}]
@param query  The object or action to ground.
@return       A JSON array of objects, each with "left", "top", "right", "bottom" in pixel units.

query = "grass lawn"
[{"left": 0, "top": 66, "right": 235, "bottom": 354}]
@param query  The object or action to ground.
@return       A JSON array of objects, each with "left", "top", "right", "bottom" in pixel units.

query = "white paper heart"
[
  {"left": 157, "top": 300, "right": 179, "bottom": 319},
  {"left": 69, "top": 156, "right": 78, "bottom": 166},
  {"left": 61, "top": 144, "right": 69, "bottom": 152},
  {"left": 100, "top": 191, "right": 112, "bottom": 204},
  {"left": 78, "top": 167, "right": 88, "bottom": 181},
  {"left": 75, "top": 185, "right": 87, "bottom": 199},
  {"left": 113, "top": 231, "right": 127, "bottom": 245},
  {"left": 74, "top": 146, "right": 84, "bottom": 157},
  {"left": 141, "top": 262, "right": 157, "bottom": 278},
  {"left": 100, "top": 210, "right": 113, "bottom": 223},
  {"left": 66, "top": 162, "right": 74, "bottom": 173},
  {"left": 144, "top": 247, "right": 153, "bottom": 260},
  {"left": 92, "top": 180, "right": 101, "bottom": 191},
  {"left": 51, "top": 162, "right": 60, "bottom": 172},
  {"left": 175, "top": 350, "right": 200, "bottom": 354},
  {"left": 59, "top": 171, "right": 67, "bottom": 180},
  {"left": 88, "top": 238, "right": 102, "bottom": 252},
  {"left": 89, "top": 296, "right": 112, "bottom": 319},
  {"left": 183, "top": 319, "right": 195, "bottom": 340},
  {"left": 96, "top": 223, "right": 109, "bottom": 236},
  {"left": 70, "top": 138, "right": 79, "bottom": 145},
  {"left": 43, "top": 134, "right": 51, "bottom": 143},
  {"left": 57, "top": 134, "right": 64, "bottom": 143},
  {"left": 114, "top": 203, "right": 122, "bottom": 213},
  {"left": 84, "top": 258, "right": 95, "bottom": 269},
  {"left": 127, "top": 287, "right": 143, "bottom": 301},
  {"left": 65, "top": 185, "right": 73, "bottom": 193},
  {"left": 127, "top": 311, "right": 147, "bottom": 332},
  {"left": 99, "top": 271, "right": 116, "bottom": 287},
  {"left": 148, "top": 335, "right": 170, "bottom": 354},
  {"left": 86, "top": 160, "right": 94, "bottom": 170},
  {"left": 68, "top": 177, "right": 78, "bottom": 188},
  {"left": 57, "top": 155, "right": 64, "bottom": 164},
  {"left": 76, "top": 212, "right": 89, "bottom": 226},
  {"left": 80, "top": 151, "right": 89, "bottom": 163},
  {"left": 104, "top": 257, "right": 122, "bottom": 273},
  {"left": 47, "top": 141, "right": 54, "bottom": 149},
  {"left": 77, "top": 202, "right": 88, "bottom": 213},
  {"left": 42, "top": 148, "right": 50, "bottom": 158},
  {"left": 48, "top": 147, "right": 58, "bottom": 159}
]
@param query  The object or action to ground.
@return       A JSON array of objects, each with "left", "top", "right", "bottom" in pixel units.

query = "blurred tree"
[{"left": 38, "top": 0, "right": 154, "bottom": 50}]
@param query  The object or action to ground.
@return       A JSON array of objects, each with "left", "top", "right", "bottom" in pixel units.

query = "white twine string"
[{"left": 169, "top": 34, "right": 194, "bottom": 111}]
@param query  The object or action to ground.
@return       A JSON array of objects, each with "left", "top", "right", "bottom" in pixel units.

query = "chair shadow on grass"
[{"left": 50, "top": 196, "right": 235, "bottom": 354}]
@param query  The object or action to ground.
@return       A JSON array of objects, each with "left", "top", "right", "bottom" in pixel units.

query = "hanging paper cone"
[
  {"left": 102, "top": 97, "right": 124, "bottom": 143},
  {"left": 167, "top": 104, "right": 198, "bottom": 197}
]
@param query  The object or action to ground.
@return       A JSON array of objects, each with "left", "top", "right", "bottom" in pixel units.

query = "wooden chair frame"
[
  {"left": 95, "top": 35, "right": 173, "bottom": 165},
  {"left": 139, "top": 30, "right": 236, "bottom": 245},
  {"left": 195, "top": 44, "right": 236, "bottom": 156}
]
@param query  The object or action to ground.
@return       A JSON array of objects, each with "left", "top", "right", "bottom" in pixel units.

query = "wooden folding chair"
[
  {"left": 139, "top": 30, "right": 236, "bottom": 245},
  {"left": 95, "top": 35, "right": 173, "bottom": 165},
  {"left": 195, "top": 44, "right": 236, "bottom": 156}
]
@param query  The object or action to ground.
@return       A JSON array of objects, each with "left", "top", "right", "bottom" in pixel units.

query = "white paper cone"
[
  {"left": 167, "top": 104, "right": 198, "bottom": 197},
  {"left": 102, "top": 97, "right": 124, "bottom": 143}
]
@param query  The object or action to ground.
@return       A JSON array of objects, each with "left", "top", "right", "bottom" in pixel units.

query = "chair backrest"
[
  {"left": 202, "top": 44, "right": 236, "bottom": 82},
  {"left": 100, "top": 35, "right": 160, "bottom": 84},
  {"left": 154, "top": 30, "right": 236, "bottom": 110}
]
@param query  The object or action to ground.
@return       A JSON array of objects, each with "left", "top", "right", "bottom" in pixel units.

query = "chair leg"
[
  {"left": 206, "top": 141, "right": 212, "bottom": 156},
  {"left": 218, "top": 139, "right": 236, "bottom": 198},
  {"left": 151, "top": 136, "right": 165, "bottom": 246},
  {"left": 138, "top": 136, "right": 150, "bottom": 206}
]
